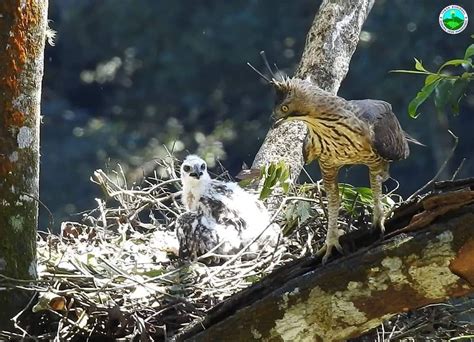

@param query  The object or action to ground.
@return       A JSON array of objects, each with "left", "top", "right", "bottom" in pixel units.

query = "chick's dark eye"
[
  {"left": 183, "top": 165, "right": 191, "bottom": 172},
  {"left": 201, "top": 163, "right": 206, "bottom": 170}
]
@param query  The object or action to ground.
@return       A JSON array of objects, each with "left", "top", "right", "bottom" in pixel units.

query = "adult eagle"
[{"left": 270, "top": 76, "right": 421, "bottom": 263}]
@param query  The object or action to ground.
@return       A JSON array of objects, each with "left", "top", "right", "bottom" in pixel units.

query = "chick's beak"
[{"left": 189, "top": 165, "right": 203, "bottom": 179}]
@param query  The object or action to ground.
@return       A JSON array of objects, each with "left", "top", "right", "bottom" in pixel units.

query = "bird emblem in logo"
[{"left": 439, "top": 5, "right": 468, "bottom": 34}]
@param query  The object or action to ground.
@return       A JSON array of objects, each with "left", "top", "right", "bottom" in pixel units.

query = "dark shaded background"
[{"left": 40, "top": 0, "right": 474, "bottom": 229}]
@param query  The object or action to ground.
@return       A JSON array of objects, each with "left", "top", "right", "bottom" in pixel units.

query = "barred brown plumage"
[{"left": 269, "top": 76, "right": 420, "bottom": 263}]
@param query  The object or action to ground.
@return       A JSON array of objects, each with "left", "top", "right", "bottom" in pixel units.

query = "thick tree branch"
[
  {"left": 0, "top": 0, "right": 48, "bottom": 329},
  {"left": 252, "top": 0, "right": 375, "bottom": 180},
  {"left": 176, "top": 185, "right": 474, "bottom": 341}
]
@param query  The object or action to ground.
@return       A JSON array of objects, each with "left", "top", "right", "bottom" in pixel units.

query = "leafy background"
[{"left": 40, "top": 0, "right": 474, "bottom": 228}]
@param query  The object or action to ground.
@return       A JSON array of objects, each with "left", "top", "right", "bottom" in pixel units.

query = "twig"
[
  {"left": 451, "top": 157, "right": 466, "bottom": 181},
  {"left": 407, "top": 130, "right": 458, "bottom": 202}
]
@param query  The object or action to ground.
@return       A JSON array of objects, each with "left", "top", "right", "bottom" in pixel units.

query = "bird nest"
[{"left": 1, "top": 158, "right": 471, "bottom": 341}]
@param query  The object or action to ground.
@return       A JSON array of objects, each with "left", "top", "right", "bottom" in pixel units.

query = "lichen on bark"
[{"left": 0, "top": 0, "right": 48, "bottom": 328}]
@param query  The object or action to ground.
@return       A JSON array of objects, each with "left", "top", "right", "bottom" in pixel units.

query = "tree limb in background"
[{"left": 251, "top": 0, "right": 375, "bottom": 181}]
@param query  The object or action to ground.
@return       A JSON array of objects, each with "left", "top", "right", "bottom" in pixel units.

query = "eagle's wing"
[
  {"left": 176, "top": 212, "right": 219, "bottom": 259},
  {"left": 176, "top": 182, "right": 248, "bottom": 260},
  {"left": 350, "top": 99, "right": 410, "bottom": 161},
  {"left": 201, "top": 182, "right": 247, "bottom": 232}
]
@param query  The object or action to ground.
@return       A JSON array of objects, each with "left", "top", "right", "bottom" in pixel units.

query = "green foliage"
[
  {"left": 392, "top": 44, "right": 473, "bottom": 118},
  {"left": 339, "top": 183, "right": 395, "bottom": 216},
  {"left": 339, "top": 183, "right": 373, "bottom": 215},
  {"left": 259, "top": 161, "right": 291, "bottom": 200},
  {"left": 283, "top": 200, "right": 313, "bottom": 234}
]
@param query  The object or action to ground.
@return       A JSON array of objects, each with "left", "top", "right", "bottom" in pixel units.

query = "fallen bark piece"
[
  {"left": 389, "top": 190, "right": 474, "bottom": 235},
  {"left": 178, "top": 204, "right": 474, "bottom": 342}
]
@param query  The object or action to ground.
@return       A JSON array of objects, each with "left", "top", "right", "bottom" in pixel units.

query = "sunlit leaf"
[
  {"left": 414, "top": 58, "right": 427, "bottom": 72},
  {"left": 437, "top": 59, "right": 472, "bottom": 72},
  {"left": 281, "top": 181, "right": 289, "bottom": 193},
  {"left": 464, "top": 44, "right": 474, "bottom": 60},
  {"left": 424, "top": 74, "right": 440, "bottom": 86},
  {"left": 259, "top": 162, "right": 291, "bottom": 199}
]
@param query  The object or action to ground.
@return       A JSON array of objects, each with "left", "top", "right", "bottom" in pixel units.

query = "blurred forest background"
[{"left": 40, "top": 0, "right": 474, "bottom": 229}]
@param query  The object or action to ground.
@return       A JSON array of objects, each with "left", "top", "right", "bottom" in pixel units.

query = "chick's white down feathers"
[{"left": 176, "top": 155, "right": 279, "bottom": 260}]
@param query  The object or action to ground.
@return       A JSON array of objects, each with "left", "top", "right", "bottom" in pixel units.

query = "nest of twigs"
[
  {"left": 0, "top": 158, "right": 331, "bottom": 341},
  {"left": 0, "top": 158, "right": 472, "bottom": 341}
]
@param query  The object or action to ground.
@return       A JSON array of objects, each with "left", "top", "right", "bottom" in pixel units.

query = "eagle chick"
[{"left": 176, "top": 155, "right": 279, "bottom": 261}]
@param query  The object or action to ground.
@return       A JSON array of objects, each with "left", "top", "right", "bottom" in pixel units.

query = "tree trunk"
[
  {"left": 176, "top": 185, "right": 474, "bottom": 341},
  {"left": 0, "top": 0, "right": 48, "bottom": 328},
  {"left": 251, "top": 0, "right": 375, "bottom": 181}
]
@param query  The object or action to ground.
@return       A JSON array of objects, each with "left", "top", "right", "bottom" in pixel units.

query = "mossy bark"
[{"left": 0, "top": 0, "right": 48, "bottom": 328}]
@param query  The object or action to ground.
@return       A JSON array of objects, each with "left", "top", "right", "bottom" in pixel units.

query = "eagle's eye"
[
  {"left": 281, "top": 105, "right": 289, "bottom": 113},
  {"left": 183, "top": 165, "right": 191, "bottom": 172},
  {"left": 200, "top": 163, "right": 206, "bottom": 170}
]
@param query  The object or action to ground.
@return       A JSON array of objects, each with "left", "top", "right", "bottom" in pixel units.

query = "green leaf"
[
  {"left": 464, "top": 44, "right": 474, "bottom": 60},
  {"left": 434, "top": 79, "right": 456, "bottom": 113},
  {"left": 274, "top": 166, "right": 283, "bottom": 181},
  {"left": 448, "top": 78, "right": 469, "bottom": 115},
  {"left": 267, "top": 163, "right": 276, "bottom": 176},
  {"left": 461, "top": 72, "right": 474, "bottom": 80},
  {"left": 355, "top": 187, "right": 373, "bottom": 203},
  {"left": 434, "top": 78, "right": 469, "bottom": 116},
  {"left": 414, "top": 58, "right": 427, "bottom": 72},
  {"left": 296, "top": 201, "right": 312, "bottom": 224},
  {"left": 437, "top": 59, "right": 472, "bottom": 72},
  {"left": 424, "top": 74, "right": 440, "bottom": 86},
  {"left": 259, "top": 184, "right": 272, "bottom": 200},
  {"left": 281, "top": 167, "right": 290, "bottom": 182},
  {"left": 238, "top": 178, "right": 254, "bottom": 188},
  {"left": 408, "top": 79, "right": 441, "bottom": 118}
]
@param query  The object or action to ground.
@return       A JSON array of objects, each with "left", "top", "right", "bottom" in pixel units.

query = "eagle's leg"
[
  {"left": 369, "top": 165, "right": 387, "bottom": 236},
  {"left": 317, "top": 165, "right": 344, "bottom": 264}
]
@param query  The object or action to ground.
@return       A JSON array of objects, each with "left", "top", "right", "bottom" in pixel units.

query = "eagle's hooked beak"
[
  {"left": 274, "top": 117, "right": 285, "bottom": 126},
  {"left": 272, "top": 113, "right": 287, "bottom": 128},
  {"left": 189, "top": 165, "right": 203, "bottom": 179}
]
